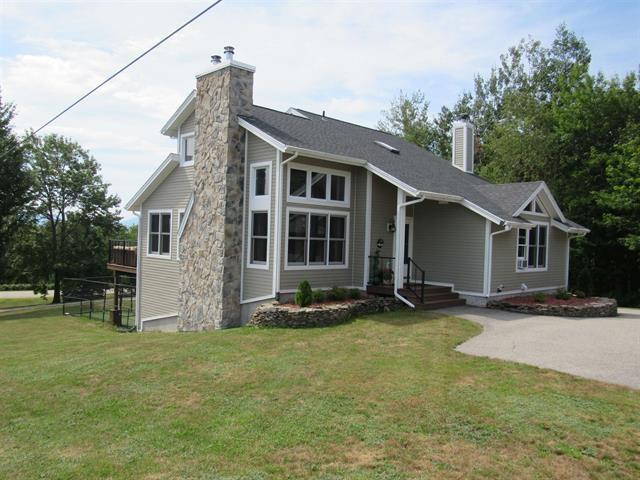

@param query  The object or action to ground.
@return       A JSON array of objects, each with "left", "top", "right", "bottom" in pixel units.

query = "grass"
[
  {"left": 1, "top": 309, "right": 638, "bottom": 479},
  {"left": 0, "top": 296, "right": 50, "bottom": 309}
]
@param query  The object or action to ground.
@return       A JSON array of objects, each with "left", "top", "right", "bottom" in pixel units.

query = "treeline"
[
  {"left": 378, "top": 25, "right": 640, "bottom": 306},
  {"left": 0, "top": 97, "right": 131, "bottom": 302}
]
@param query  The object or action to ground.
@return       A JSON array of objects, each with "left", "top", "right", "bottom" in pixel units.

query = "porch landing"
[{"left": 366, "top": 284, "right": 466, "bottom": 310}]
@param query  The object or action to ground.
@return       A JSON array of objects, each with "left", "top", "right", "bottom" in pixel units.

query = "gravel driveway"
[{"left": 445, "top": 306, "right": 640, "bottom": 389}]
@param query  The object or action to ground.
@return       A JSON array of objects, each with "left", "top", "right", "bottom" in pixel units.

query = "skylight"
[{"left": 374, "top": 140, "right": 399, "bottom": 154}]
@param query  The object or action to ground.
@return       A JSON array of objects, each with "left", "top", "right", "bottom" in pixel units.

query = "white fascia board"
[
  {"left": 161, "top": 90, "right": 196, "bottom": 137},
  {"left": 125, "top": 154, "right": 180, "bottom": 211},
  {"left": 285, "top": 146, "right": 367, "bottom": 167},
  {"left": 417, "top": 190, "right": 463, "bottom": 203},
  {"left": 551, "top": 219, "right": 590, "bottom": 234},
  {"left": 513, "top": 182, "right": 567, "bottom": 223},
  {"left": 239, "top": 119, "right": 287, "bottom": 151},
  {"left": 366, "top": 163, "right": 420, "bottom": 196},
  {"left": 177, "top": 192, "right": 195, "bottom": 240}
]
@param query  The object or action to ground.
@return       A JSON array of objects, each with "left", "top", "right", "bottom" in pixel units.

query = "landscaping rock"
[
  {"left": 248, "top": 297, "right": 406, "bottom": 328},
  {"left": 487, "top": 297, "right": 617, "bottom": 317}
]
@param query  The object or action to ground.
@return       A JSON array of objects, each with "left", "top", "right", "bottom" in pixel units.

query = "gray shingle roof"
[{"left": 241, "top": 106, "right": 585, "bottom": 228}]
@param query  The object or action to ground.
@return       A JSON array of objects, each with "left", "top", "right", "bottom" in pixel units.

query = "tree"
[
  {"left": 0, "top": 94, "right": 30, "bottom": 280},
  {"left": 25, "top": 134, "right": 121, "bottom": 303}
]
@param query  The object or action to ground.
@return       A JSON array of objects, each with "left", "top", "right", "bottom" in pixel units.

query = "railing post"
[{"left": 421, "top": 270, "right": 425, "bottom": 303}]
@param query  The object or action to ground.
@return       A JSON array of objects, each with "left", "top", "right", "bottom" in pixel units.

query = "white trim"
[
  {"left": 488, "top": 285, "right": 565, "bottom": 297},
  {"left": 146, "top": 209, "right": 173, "bottom": 259},
  {"left": 239, "top": 119, "right": 287, "bottom": 151},
  {"left": 284, "top": 206, "right": 350, "bottom": 270},
  {"left": 249, "top": 161, "right": 272, "bottom": 208},
  {"left": 286, "top": 108, "right": 309, "bottom": 119},
  {"left": 551, "top": 219, "right": 590, "bottom": 234},
  {"left": 484, "top": 224, "right": 512, "bottom": 296},
  {"left": 391, "top": 215, "right": 414, "bottom": 278},
  {"left": 513, "top": 182, "right": 567, "bottom": 223},
  {"left": 286, "top": 162, "right": 351, "bottom": 208},
  {"left": 161, "top": 90, "right": 195, "bottom": 137},
  {"left": 247, "top": 211, "right": 270, "bottom": 270},
  {"left": 240, "top": 294, "right": 275, "bottom": 305},
  {"left": 125, "top": 154, "right": 179, "bottom": 211},
  {"left": 179, "top": 132, "right": 195, "bottom": 166},
  {"left": 363, "top": 171, "right": 372, "bottom": 288},
  {"left": 177, "top": 193, "right": 195, "bottom": 241},
  {"left": 565, "top": 233, "right": 570, "bottom": 289},
  {"left": 515, "top": 221, "right": 549, "bottom": 273},
  {"left": 393, "top": 188, "right": 414, "bottom": 308},
  {"left": 285, "top": 146, "right": 366, "bottom": 167},
  {"left": 176, "top": 208, "right": 186, "bottom": 260},
  {"left": 247, "top": 157, "right": 272, "bottom": 270},
  {"left": 367, "top": 163, "right": 419, "bottom": 196},
  {"left": 279, "top": 286, "right": 365, "bottom": 294},
  {"left": 240, "top": 133, "right": 249, "bottom": 302},
  {"left": 460, "top": 199, "right": 503, "bottom": 225},
  {"left": 272, "top": 151, "right": 283, "bottom": 296},
  {"left": 134, "top": 211, "right": 142, "bottom": 331}
]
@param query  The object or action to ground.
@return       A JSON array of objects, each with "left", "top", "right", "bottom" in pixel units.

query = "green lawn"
[
  {"left": 1, "top": 309, "right": 638, "bottom": 479},
  {"left": 0, "top": 296, "right": 51, "bottom": 309}
]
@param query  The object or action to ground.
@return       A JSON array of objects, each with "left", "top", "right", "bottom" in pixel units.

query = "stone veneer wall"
[
  {"left": 178, "top": 66, "right": 254, "bottom": 330},
  {"left": 487, "top": 297, "right": 617, "bottom": 317}
]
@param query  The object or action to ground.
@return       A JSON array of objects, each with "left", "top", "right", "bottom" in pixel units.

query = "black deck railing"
[
  {"left": 108, "top": 239, "right": 137, "bottom": 268},
  {"left": 368, "top": 255, "right": 395, "bottom": 286},
  {"left": 406, "top": 257, "right": 426, "bottom": 303}
]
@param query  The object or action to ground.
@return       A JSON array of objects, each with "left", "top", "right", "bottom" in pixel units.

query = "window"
[
  {"left": 251, "top": 212, "right": 268, "bottom": 264},
  {"left": 516, "top": 224, "right": 548, "bottom": 271},
  {"left": 286, "top": 210, "right": 348, "bottom": 268},
  {"left": 181, "top": 135, "right": 194, "bottom": 164},
  {"left": 524, "top": 199, "right": 545, "bottom": 214},
  {"left": 287, "top": 164, "right": 350, "bottom": 206},
  {"left": 252, "top": 165, "right": 270, "bottom": 197},
  {"left": 148, "top": 212, "right": 171, "bottom": 256}
]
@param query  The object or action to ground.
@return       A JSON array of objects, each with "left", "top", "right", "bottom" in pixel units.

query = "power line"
[{"left": 1, "top": 0, "right": 224, "bottom": 159}]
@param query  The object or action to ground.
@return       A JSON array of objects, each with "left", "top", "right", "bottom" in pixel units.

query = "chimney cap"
[
  {"left": 211, "top": 55, "right": 222, "bottom": 64},
  {"left": 223, "top": 45, "right": 235, "bottom": 53}
]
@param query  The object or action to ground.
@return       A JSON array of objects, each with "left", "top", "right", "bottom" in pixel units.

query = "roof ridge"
[{"left": 293, "top": 107, "right": 406, "bottom": 139}]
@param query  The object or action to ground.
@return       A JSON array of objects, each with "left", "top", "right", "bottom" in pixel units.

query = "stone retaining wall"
[
  {"left": 248, "top": 297, "right": 406, "bottom": 328},
  {"left": 487, "top": 297, "right": 617, "bottom": 317}
]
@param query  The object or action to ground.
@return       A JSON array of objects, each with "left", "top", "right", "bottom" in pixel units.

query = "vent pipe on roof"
[
  {"left": 211, "top": 55, "right": 222, "bottom": 65},
  {"left": 223, "top": 46, "right": 234, "bottom": 61},
  {"left": 451, "top": 116, "right": 474, "bottom": 174}
]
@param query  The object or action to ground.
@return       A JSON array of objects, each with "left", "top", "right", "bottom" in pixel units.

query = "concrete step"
[{"left": 399, "top": 290, "right": 460, "bottom": 302}]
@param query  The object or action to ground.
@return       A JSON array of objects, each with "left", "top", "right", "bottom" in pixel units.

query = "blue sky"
[{"left": 1, "top": 0, "right": 638, "bottom": 221}]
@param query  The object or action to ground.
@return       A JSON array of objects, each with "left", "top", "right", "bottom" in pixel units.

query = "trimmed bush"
[
  {"left": 348, "top": 288, "right": 361, "bottom": 300},
  {"left": 312, "top": 289, "right": 325, "bottom": 304},
  {"left": 532, "top": 292, "right": 546, "bottom": 303},
  {"left": 555, "top": 289, "right": 571, "bottom": 300},
  {"left": 295, "top": 280, "right": 313, "bottom": 307},
  {"left": 326, "top": 286, "right": 348, "bottom": 301}
]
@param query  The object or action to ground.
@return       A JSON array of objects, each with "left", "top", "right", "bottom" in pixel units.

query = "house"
[{"left": 124, "top": 47, "right": 589, "bottom": 332}]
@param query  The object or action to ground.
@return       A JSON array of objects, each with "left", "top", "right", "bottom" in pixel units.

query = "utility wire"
[{"left": 1, "top": 0, "right": 224, "bottom": 159}]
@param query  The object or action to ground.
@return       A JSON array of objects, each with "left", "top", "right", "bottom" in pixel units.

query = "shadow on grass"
[{"left": 0, "top": 304, "right": 65, "bottom": 322}]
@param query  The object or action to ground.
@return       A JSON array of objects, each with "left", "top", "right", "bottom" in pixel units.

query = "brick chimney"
[{"left": 178, "top": 49, "right": 255, "bottom": 330}]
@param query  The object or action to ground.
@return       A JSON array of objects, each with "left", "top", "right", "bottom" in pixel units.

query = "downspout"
[
  {"left": 393, "top": 193, "right": 425, "bottom": 308},
  {"left": 272, "top": 152, "right": 299, "bottom": 298},
  {"left": 485, "top": 223, "right": 512, "bottom": 297},
  {"left": 134, "top": 211, "right": 142, "bottom": 331}
]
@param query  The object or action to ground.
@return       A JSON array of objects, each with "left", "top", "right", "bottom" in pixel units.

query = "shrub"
[
  {"left": 555, "top": 289, "right": 571, "bottom": 300},
  {"left": 295, "top": 280, "right": 313, "bottom": 307},
  {"left": 326, "top": 286, "right": 348, "bottom": 301},
  {"left": 532, "top": 292, "right": 546, "bottom": 303},
  {"left": 312, "top": 289, "right": 325, "bottom": 304},
  {"left": 574, "top": 290, "right": 587, "bottom": 299},
  {"left": 348, "top": 288, "right": 361, "bottom": 300}
]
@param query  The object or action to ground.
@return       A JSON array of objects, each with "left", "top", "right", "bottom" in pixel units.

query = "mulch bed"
[{"left": 500, "top": 295, "right": 597, "bottom": 306}]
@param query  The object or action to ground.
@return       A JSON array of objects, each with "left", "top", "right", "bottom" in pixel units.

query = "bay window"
[{"left": 517, "top": 224, "right": 548, "bottom": 271}]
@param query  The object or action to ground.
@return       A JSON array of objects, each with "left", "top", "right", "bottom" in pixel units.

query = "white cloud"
[{"left": 0, "top": 0, "right": 635, "bottom": 221}]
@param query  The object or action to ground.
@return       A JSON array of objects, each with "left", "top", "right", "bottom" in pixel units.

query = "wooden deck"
[{"left": 366, "top": 284, "right": 466, "bottom": 309}]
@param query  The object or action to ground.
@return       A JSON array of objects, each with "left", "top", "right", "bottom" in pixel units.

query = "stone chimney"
[
  {"left": 451, "top": 116, "right": 474, "bottom": 173},
  {"left": 178, "top": 49, "right": 255, "bottom": 330}
]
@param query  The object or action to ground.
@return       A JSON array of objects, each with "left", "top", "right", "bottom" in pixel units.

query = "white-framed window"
[
  {"left": 523, "top": 198, "right": 546, "bottom": 215},
  {"left": 247, "top": 161, "right": 271, "bottom": 269},
  {"left": 148, "top": 210, "right": 172, "bottom": 258},
  {"left": 250, "top": 211, "right": 269, "bottom": 265},
  {"left": 516, "top": 224, "right": 548, "bottom": 271},
  {"left": 285, "top": 207, "right": 349, "bottom": 270},
  {"left": 180, "top": 133, "right": 195, "bottom": 165},
  {"left": 287, "top": 163, "right": 350, "bottom": 207}
]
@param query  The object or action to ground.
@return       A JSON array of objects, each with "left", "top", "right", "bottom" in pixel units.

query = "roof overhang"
[
  {"left": 125, "top": 154, "right": 180, "bottom": 211},
  {"left": 513, "top": 182, "right": 567, "bottom": 223},
  {"left": 551, "top": 219, "right": 590, "bottom": 235},
  {"left": 161, "top": 90, "right": 195, "bottom": 138}
]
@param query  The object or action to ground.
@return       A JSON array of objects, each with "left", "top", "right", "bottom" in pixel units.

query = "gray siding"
[
  {"left": 279, "top": 156, "right": 367, "bottom": 291},
  {"left": 490, "top": 218, "right": 568, "bottom": 293},
  {"left": 181, "top": 111, "right": 196, "bottom": 134},
  {"left": 242, "top": 133, "right": 277, "bottom": 300},
  {"left": 369, "top": 174, "right": 397, "bottom": 258},
  {"left": 412, "top": 201, "right": 486, "bottom": 293},
  {"left": 139, "top": 165, "right": 193, "bottom": 319}
]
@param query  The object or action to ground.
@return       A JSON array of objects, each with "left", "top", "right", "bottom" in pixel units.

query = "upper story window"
[
  {"left": 148, "top": 211, "right": 171, "bottom": 257},
  {"left": 181, "top": 134, "right": 195, "bottom": 164},
  {"left": 524, "top": 198, "right": 545, "bottom": 215},
  {"left": 516, "top": 224, "right": 548, "bottom": 271},
  {"left": 251, "top": 164, "right": 270, "bottom": 198},
  {"left": 287, "top": 163, "right": 350, "bottom": 207}
]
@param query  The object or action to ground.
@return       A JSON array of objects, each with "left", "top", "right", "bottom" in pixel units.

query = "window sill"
[
  {"left": 247, "top": 263, "right": 269, "bottom": 270},
  {"left": 516, "top": 267, "right": 548, "bottom": 273},
  {"left": 146, "top": 253, "right": 173, "bottom": 260},
  {"left": 287, "top": 196, "right": 350, "bottom": 208},
  {"left": 284, "top": 264, "right": 349, "bottom": 271}
]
